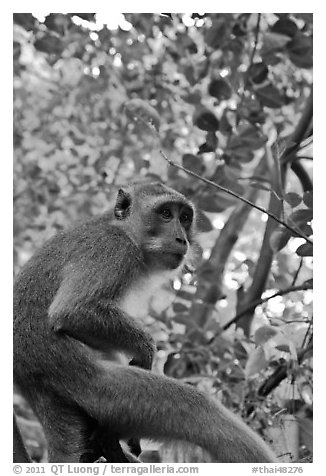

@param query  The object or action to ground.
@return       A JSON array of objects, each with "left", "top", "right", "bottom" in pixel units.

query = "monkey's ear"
[{"left": 114, "top": 189, "right": 132, "bottom": 219}]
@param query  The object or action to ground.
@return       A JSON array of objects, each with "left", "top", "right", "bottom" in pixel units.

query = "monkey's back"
[{"left": 13, "top": 214, "right": 144, "bottom": 400}]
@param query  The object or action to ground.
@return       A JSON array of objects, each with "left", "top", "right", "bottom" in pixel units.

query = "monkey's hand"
[{"left": 130, "top": 332, "right": 156, "bottom": 370}]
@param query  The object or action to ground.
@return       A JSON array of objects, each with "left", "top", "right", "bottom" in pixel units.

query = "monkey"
[{"left": 13, "top": 182, "right": 276, "bottom": 463}]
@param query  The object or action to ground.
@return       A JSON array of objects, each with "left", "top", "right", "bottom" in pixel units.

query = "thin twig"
[
  {"left": 222, "top": 282, "right": 312, "bottom": 331},
  {"left": 159, "top": 148, "right": 312, "bottom": 244},
  {"left": 301, "top": 316, "right": 313, "bottom": 350},
  {"left": 291, "top": 258, "right": 303, "bottom": 286},
  {"left": 129, "top": 110, "right": 313, "bottom": 245}
]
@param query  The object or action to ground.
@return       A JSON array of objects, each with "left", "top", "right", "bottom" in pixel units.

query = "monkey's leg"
[
  {"left": 33, "top": 396, "right": 95, "bottom": 463},
  {"left": 87, "top": 428, "right": 130, "bottom": 463}
]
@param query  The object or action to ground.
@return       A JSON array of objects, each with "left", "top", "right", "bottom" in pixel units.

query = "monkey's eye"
[
  {"left": 180, "top": 213, "right": 192, "bottom": 224},
  {"left": 160, "top": 208, "right": 173, "bottom": 221}
]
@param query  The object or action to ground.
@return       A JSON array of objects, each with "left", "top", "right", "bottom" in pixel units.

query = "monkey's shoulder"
[
  {"left": 14, "top": 216, "right": 143, "bottom": 294},
  {"left": 41, "top": 215, "right": 141, "bottom": 263}
]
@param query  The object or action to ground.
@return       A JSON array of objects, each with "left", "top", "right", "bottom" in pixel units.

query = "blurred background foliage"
[{"left": 13, "top": 13, "right": 313, "bottom": 463}]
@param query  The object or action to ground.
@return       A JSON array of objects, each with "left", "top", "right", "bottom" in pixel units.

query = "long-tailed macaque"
[{"left": 14, "top": 182, "right": 275, "bottom": 463}]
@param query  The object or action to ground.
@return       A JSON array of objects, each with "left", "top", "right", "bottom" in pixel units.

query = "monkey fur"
[{"left": 14, "top": 182, "right": 276, "bottom": 463}]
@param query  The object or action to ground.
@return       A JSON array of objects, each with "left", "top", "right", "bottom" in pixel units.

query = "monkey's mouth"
[{"left": 164, "top": 252, "right": 184, "bottom": 269}]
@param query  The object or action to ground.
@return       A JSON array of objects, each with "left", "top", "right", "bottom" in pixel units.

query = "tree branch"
[
  {"left": 258, "top": 339, "right": 313, "bottom": 397},
  {"left": 191, "top": 185, "right": 261, "bottom": 327},
  {"left": 228, "top": 85, "right": 313, "bottom": 336},
  {"left": 281, "top": 87, "right": 313, "bottom": 163},
  {"left": 291, "top": 160, "right": 312, "bottom": 192}
]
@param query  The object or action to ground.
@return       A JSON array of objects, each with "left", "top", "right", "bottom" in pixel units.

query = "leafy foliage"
[{"left": 14, "top": 13, "right": 312, "bottom": 463}]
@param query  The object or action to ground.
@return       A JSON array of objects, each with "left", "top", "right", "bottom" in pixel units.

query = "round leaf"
[
  {"left": 193, "top": 108, "right": 219, "bottom": 132},
  {"left": 34, "top": 34, "right": 64, "bottom": 55},
  {"left": 208, "top": 78, "right": 232, "bottom": 100},
  {"left": 248, "top": 62, "right": 269, "bottom": 84},
  {"left": 289, "top": 208, "right": 313, "bottom": 227},
  {"left": 254, "top": 326, "right": 278, "bottom": 345},
  {"left": 270, "top": 228, "right": 291, "bottom": 252},
  {"left": 284, "top": 192, "right": 302, "bottom": 208},
  {"left": 296, "top": 242, "right": 313, "bottom": 257},
  {"left": 271, "top": 18, "right": 298, "bottom": 38}
]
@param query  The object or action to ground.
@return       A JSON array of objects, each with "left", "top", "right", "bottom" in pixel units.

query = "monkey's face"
[
  {"left": 114, "top": 183, "right": 197, "bottom": 271},
  {"left": 142, "top": 201, "right": 194, "bottom": 270}
]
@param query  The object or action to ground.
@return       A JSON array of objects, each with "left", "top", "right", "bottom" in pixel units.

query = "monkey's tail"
[{"left": 81, "top": 363, "right": 275, "bottom": 463}]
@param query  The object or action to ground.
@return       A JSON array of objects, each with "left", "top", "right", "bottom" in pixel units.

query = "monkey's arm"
[{"left": 49, "top": 297, "right": 155, "bottom": 369}]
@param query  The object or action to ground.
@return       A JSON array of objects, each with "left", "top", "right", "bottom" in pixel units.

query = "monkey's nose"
[{"left": 176, "top": 237, "right": 187, "bottom": 246}]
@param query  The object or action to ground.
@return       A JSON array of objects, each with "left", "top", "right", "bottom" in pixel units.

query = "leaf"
[
  {"left": 238, "top": 124, "right": 268, "bottom": 149},
  {"left": 125, "top": 99, "right": 161, "bottom": 130},
  {"left": 256, "top": 84, "right": 286, "bottom": 108},
  {"left": 254, "top": 326, "right": 278, "bottom": 345},
  {"left": 205, "top": 18, "right": 227, "bottom": 49},
  {"left": 300, "top": 224, "right": 313, "bottom": 237},
  {"left": 262, "top": 32, "right": 291, "bottom": 53},
  {"left": 288, "top": 208, "right": 313, "bottom": 227},
  {"left": 208, "top": 78, "right": 232, "bottom": 100},
  {"left": 298, "top": 417, "right": 313, "bottom": 452},
  {"left": 193, "top": 108, "right": 219, "bottom": 132},
  {"left": 271, "top": 18, "right": 298, "bottom": 38},
  {"left": 44, "top": 13, "right": 70, "bottom": 35},
  {"left": 275, "top": 344, "right": 291, "bottom": 353},
  {"left": 34, "top": 34, "right": 65, "bottom": 55},
  {"left": 284, "top": 192, "right": 302, "bottom": 208},
  {"left": 13, "top": 13, "right": 37, "bottom": 31},
  {"left": 248, "top": 62, "right": 269, "bottom": 84},
  {"left": 219, "top": 111, "right": 232, "bottom": 134},
  {"left": 270, "top": 228, "right": 291, "bottom": 252},
  {"left": 182, "top": 154, "right": 205, "bottom": 175},
  {"left": 287, "top": 33, "right": 313, "bottom": 69},
  {"left": 227, "top": 125, "right": 267, "bottom": 162},
  {"left": 196, "top": 210, "right": 213, "bottom": 232},
  {"left": 198, "top": 131, "right": 218, "bottom": 153},
  {"left": 173, "top": 302, "right": 189, "bottom": 313},
  {"left": 303, "top": 278, "right": 313, "bottom": 288},
  {"left": 303, "top": 190, "right": 313, "bottom": 209},
  {"left": 245, "top": 347, "right": 268, "bottom": 378},
  {"left": 296, "top": 242, "right": 313, "bottom": 257}
]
